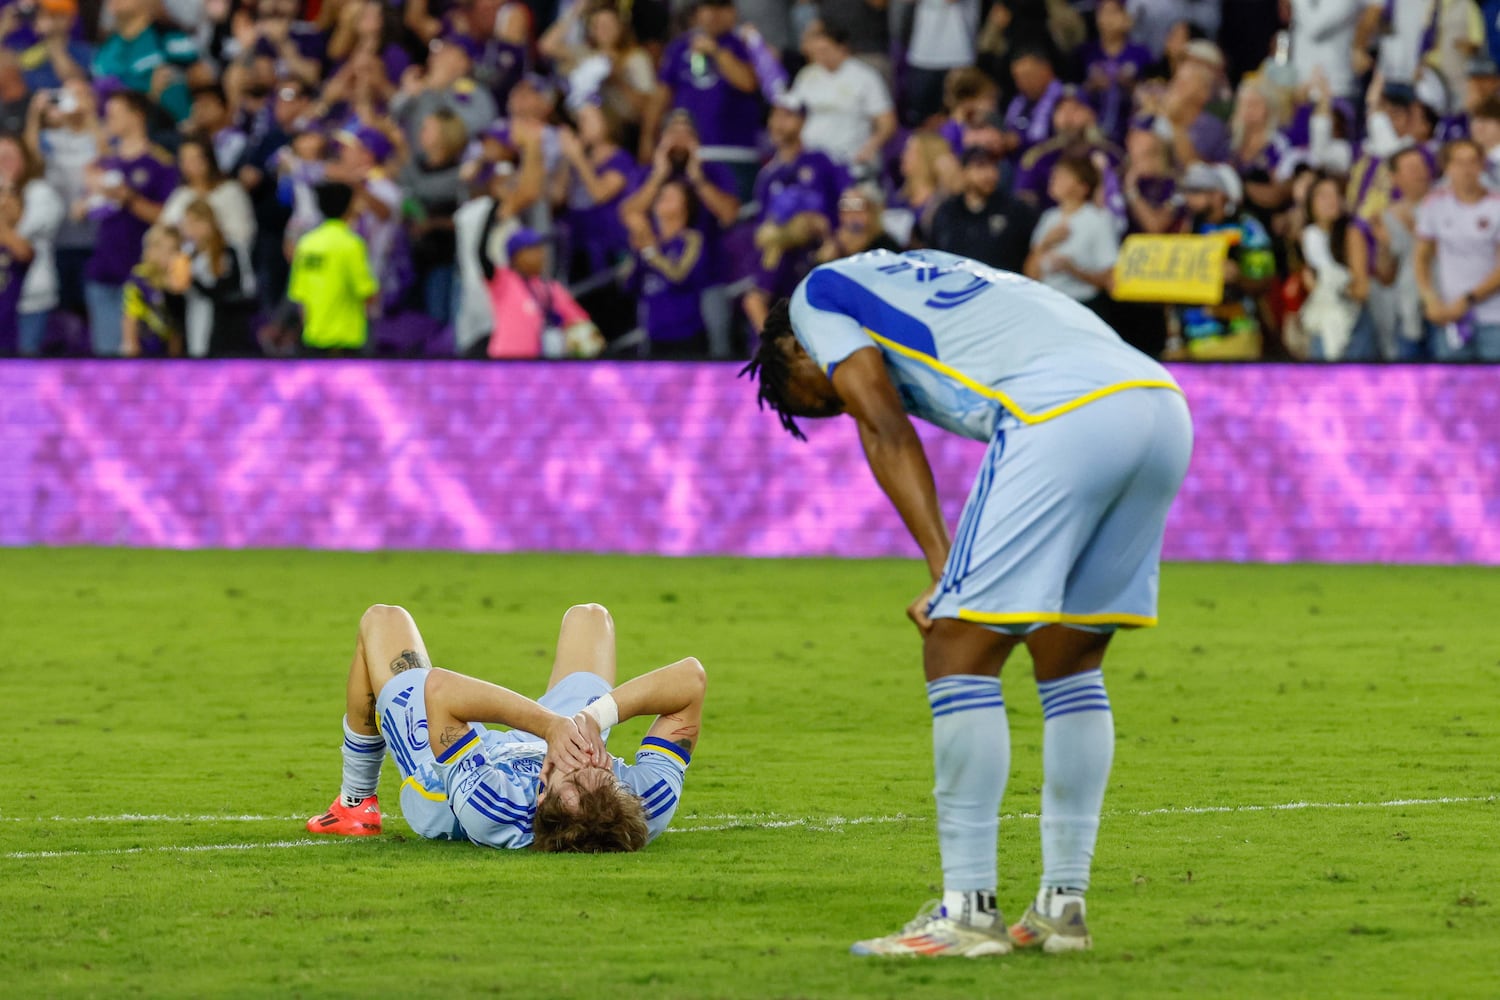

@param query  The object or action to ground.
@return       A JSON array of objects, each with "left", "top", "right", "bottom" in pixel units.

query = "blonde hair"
[
  {"left": 183, "top": 199, "right": 228, "bottom": 276},
  {"left": 139, "top": 224, "right": 183, "bottom": 285},
  {"left": 901, "top": 132, "right": 958, "bottom": 201}
]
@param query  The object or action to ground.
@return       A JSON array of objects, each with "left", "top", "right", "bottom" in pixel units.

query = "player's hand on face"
[
  {"left": 907, "top": 580, "right": 939, "bottom": 636},
  {"left": 543, "top": 715, "right": 595, "bottom": 773},
  {"left": 570, "top": 710, "right": 609, "bottom": 765}
]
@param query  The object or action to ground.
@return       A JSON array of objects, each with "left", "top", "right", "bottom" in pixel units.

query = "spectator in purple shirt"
[
  {"left": 1003, "top": 49, "right": 1065, "bottom": 160},
  {"left": 1138, "top": 38, "right": 1230, "bottom": 166},
  {"left": 1013, "top": 87, "right": 1124, "bottom": 209},
  {"left": 622, "top": 178, "right": 714, "bottom": 358},
  {"left": 648, "top": 0, "right": 762, "bottom": 199},
  {"left": 328, "top": 0, "right": 413, "bottom": 88},
  {"left": 1080, "top": 0, "right": 1153, "bottom": 144},
  {"left": 83, "top": 89, "right": 179, "bottom": 357},
  {"left": 619, "top": 110, "right": 741, "bottom": 240},
  {"left": 937, "top": 67, "right": 1003, "bottom": 159},
  {"left": 744, "top": 94, "right": 845, "bottom": 332},
  {"left": 558, "top": 98, "right": 635, "bottom": 278}
]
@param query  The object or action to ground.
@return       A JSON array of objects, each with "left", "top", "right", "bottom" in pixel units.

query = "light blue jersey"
[
  {"left": 787, "top": 249, "right": 1193, "bottom": 632},
  {"left": 375, "top": 669, "right": 689, "bottom": 849},
  {"left": 787, "top": 249, "right": 1180, "bottom": 442}
]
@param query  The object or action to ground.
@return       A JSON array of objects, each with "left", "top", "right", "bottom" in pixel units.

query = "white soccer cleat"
[
  {"left": 850, "top": 900, "right": 1014, "bottom": 958},
  {"left": 1008, "top": 891, "right": 1093, "bottom": 953}
]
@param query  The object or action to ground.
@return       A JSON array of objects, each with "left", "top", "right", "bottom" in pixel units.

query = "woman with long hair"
[
  {"left": 180, "top": 198, "right": 256, "bottom": 356},
  {"left": 887, "top": 131, "right": 959, "bottom": 247},
  {"left": 161, "top": 134, "right": 257, "bottom": 259},
  {"left": 1297, "top": 172, "right": 1376, "bottom": 361},
  {"left": 540, "top": 0, "right": 655, "bottom": 130},
  {"left": 0, "top": 132, "right": 64, "bottom": 355}
]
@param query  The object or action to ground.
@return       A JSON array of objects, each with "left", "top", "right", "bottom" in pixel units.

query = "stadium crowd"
[{"left": 2, "top": 0, "right": 1500, "bottom": 361}]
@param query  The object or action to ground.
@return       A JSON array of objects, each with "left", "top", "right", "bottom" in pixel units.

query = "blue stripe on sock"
[
  {"left": 932, "top": 697, "right": 1006, "bottom": 719},
  {"left": 1044, "top": 702, "right": 1113, "bottom": 721},
  {"left": 1040, "top": 687, "right": 1110, "bottom": 714},
  {"left": 929, "top": 689, "right": 1007, "bottom": 712},
  {"left": 927, "top": 677, "right": 1000, "bottom": 695},
  {"left": 343, "top": 738, "right": 385, "bottom": 755}
]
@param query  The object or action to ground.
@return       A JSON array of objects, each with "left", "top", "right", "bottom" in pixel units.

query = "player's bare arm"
[
  {"left": 564, "top": 656, "right": 706, "bottom": 765},
  {"left": 831, "top": 346, "right": 952, "bottom": 634}
]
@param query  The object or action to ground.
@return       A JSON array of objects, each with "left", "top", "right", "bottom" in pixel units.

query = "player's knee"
[
  {"left": 360, "top": 604, "right": 409, "bottom": 633},
  {"left": 563, "top": 602, "right": 613, "bottom": 632},
  {"left": 678, "top": 656, "right": 707, "bottom": 694}
]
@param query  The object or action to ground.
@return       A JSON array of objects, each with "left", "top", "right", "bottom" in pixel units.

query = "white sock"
[
  {"left": 928, "top": 674, "right": 1009, "bottom": 928},
  {"left": 942, "top": 889, "right": 999, "bottom": 928},
  {"left": 340, "top": 716, "right": 386, "bottom": 804},
  {"left": 1037, "top": 669, "right": 1114, "bottom": 893},
  {"left": 1035, "top": 887, "right": 1087, "bottom": 919}
]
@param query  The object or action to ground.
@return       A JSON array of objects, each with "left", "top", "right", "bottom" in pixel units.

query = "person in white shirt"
[
  {"left": 0, "top": 133, "right": 65, "bottom": 355},
  {"left": 791, "top": 24, "right": 897, "bottom": 172},
  {"left": 1353, "top": 0, "right": 1436, "bottom": 85},
  {"left": 1023, "top": 153, "right": 1120, "bottom": 316},
  {"left": 900, "top": 0, "right": 980, "bottom": 125},
  {"left": 1288, "top": 0, "right": 1365, "bottom": 99}
]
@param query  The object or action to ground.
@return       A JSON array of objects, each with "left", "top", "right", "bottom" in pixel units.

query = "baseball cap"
[
  {"left": 432, "top": 32, "right": 483, "bottom": 62},
  {"left": 506, "top": 227, "right": 546, "bottom": 258},
  {"left": 1184, "top": 39, "right": 1225, "bottom": 71},
  {"left": 337, "top": 124, "right": 394, "bottom": 163},
  {"left": 1180, "top": 161, "right": 1228, "bottom": 194},
  {"left": 1381, "top": 82, "right": 1417, "bottom": 107},
  {"left": 772, "top": 93, "right": 807, "bottom": 116},
  {"left": 481, "top": 120, "right": 512, "bottom": 146},
  {"left": 518, "top": 72, "right": 558, "bottom": 99},
  {"left": 38, "top": 0, "right": 78, "bottom": 14}
]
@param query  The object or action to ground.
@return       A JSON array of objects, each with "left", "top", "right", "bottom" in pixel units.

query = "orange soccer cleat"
[{"left": 306, "top": 795, "right": 382, "bottom": 836}]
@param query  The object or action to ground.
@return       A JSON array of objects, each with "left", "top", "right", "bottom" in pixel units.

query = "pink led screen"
[{"left": 1, "top": 362, "right": 1496, "bottom": 564}]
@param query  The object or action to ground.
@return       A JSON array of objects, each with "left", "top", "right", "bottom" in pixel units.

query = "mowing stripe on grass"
[
  {"left": 1, "top": 795, "right": 1492, "bottom": 829},
  {"left": 4, "top": 838, "right": 350, "bottom": 860}
]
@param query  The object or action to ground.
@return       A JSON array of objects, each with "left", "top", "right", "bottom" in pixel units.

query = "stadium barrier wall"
[{"left": 1, "top": 361, "right": 1496, "bottom": 564}]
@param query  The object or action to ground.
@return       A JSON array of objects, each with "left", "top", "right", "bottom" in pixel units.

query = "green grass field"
[{"left": 2, "top": 549, "right": 1497, "bottom": 998}]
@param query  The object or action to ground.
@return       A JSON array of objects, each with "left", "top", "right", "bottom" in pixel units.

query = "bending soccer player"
[
  {"left": 744, "top": 249, "right": 1192, "bottom": 956},
  {"left": 307, "top": 603, "right": 704, "bottom": 852}
]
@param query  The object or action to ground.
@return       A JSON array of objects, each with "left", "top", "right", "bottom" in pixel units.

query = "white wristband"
[{"left": 581, "top": 694, "right": 619, "bottom": 732}]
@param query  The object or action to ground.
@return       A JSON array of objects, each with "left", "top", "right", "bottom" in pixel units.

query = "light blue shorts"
[
  {"left": 374, "top": 669, "right": 615, "bottom": 842},
  {"left": 928, "top": 388, "right": 1193, "bottom": 633}
]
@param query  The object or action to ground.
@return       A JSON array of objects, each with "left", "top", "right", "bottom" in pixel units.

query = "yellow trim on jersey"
[
  {"left": 402, "top": 775, "right": 449, "bottom": 802},
  {"left": 957, "top": 609, "right": 1159, "bottom": 628},
  {"left": 863, "top": 329, "right": 1182, "bottom": 426},
  {"left": 640, "top": 740, "right": 689, "bottom": 767}
]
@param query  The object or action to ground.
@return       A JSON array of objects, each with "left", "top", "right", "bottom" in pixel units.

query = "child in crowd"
[
  {"left": 486, "top": 227, "right": 602, "bottom": 358},
  {"left": 121, "top": 225, "right": 189, "bottom": 358}
]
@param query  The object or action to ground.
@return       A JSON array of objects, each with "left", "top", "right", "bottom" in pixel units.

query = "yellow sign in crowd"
[{"left": 1111, "top": 234, "right": 1237, "bottom": 305}]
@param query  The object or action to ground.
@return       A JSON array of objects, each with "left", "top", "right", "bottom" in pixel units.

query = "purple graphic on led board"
[{"left": 1, "top": 362, "right": 1496, "bottom": 564}]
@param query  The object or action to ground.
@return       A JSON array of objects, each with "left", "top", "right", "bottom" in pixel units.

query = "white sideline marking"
[
  {"left": 2, "top": 795, "right": 1492, "bottom": 859},
  {"left": 5, "top": 838, "right": 346, "bottom": 861}
]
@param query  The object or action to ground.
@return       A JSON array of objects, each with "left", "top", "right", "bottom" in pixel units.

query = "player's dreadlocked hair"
[{"left": 738, "top": 298, "right": 807, "bottom": 441}]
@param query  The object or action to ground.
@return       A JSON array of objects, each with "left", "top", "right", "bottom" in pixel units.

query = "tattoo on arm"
[
  {"left": 390, "top": 649, "right": 430, "bottom": 674},
  {"left": 437, "top": 725, "right": 469, "bottom": 749},
  {"left": 658, "top": 712, "right": 699, "bottom": 755}
]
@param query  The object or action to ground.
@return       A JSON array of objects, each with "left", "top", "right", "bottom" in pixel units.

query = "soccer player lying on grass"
[
  {"left": 307, "top": 603, "right": 704, "bottom": 852},
  {"left": 744, "top": 249, "right": 1193, "bottom": 957}
]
